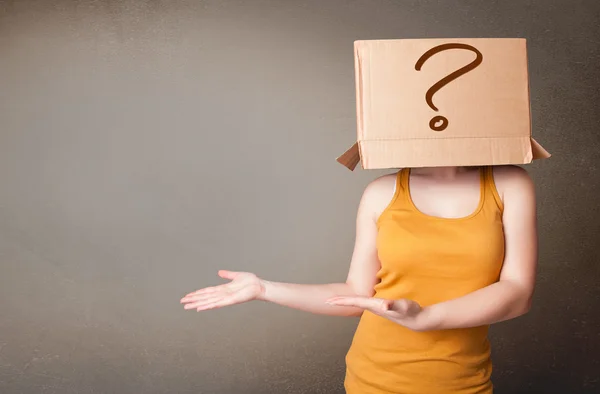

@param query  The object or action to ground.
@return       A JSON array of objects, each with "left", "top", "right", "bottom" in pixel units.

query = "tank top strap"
[
  {"left": 481, "top": 166, "right": 504, "bottom": 213},
  {"left": 379, "top": 167, "right": 503, "bottom": 224},
  {"left": 397, "top": 167, "right": 414, "bottom": 207},
  {"left": 399, "top": 167, "right": 409, "bottom": 193},
  {"left": 387, "top": 168, "right": 410, "bottom": 207},
  {"left": 376, "top": 169, "right": 410, "bottom": 226},
  {"left": 394, "top": 168, "right": 416, "bottom": 209}
]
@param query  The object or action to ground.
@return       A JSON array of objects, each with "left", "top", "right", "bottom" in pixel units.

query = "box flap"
[
  {"left": 360, "top": 136, "right": 534, "bottom": 169},
  {"left": 531, "top": 138, "right": 551, "bottom": 160},
  {"left": 337, "top": 142, "right": 361, "bottom": 171}
]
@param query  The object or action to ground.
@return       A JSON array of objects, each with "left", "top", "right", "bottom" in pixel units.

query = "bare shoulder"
[
  {"left": 491, "top": 165, "right": 535, "bottom": 202},
  {"left": 359, "top": 172, "right": 399, "bottom": 220}
]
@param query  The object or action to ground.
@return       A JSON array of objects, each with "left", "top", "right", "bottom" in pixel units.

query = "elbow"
[
  {"left": 506, "top": 280, "right": 534, "bottom": 319},
  {"left": 334, "top": 307, "right": 363, "bottom": 318},
  {"left": 345, "top": 281, "right": 374, "bottom": 298},
  {"left": 521, "top": 298, "right": 533, "bottom": 315},
  {"left": 341, "top": 282, "right": 371, "bottom": 317},
  {"left": 514, "top": 296, "right": 533, "bottom": 318}
]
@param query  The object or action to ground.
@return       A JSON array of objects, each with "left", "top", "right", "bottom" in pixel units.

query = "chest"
[
  {"left": 407, "top": 173, "right": 483, "bottom": 220},
  {"left": 376, "top": 212, "right": 505, "bottom": 278}
]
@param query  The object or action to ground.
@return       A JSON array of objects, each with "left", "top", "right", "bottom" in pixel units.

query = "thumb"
[
  {"left": 380, "top": 299, "right": 393, "bottom": 311},
  {"left": 389, "top": 299, "right": 408, "bottom": 313},
  {"left": 390, "top": 299, "right": 420, "bottom": 315},
  {"left": 218, "top": 270, "right": 240, "bottom": 280}
]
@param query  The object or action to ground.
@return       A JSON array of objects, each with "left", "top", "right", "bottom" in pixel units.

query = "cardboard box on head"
[{"left": 337, "top": 38, "right": 551, "bottom": 171}]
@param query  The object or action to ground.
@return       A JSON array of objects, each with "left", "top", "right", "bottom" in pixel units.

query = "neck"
[{"left": 410, "top": 166, "right": 471, "bottom": 179}]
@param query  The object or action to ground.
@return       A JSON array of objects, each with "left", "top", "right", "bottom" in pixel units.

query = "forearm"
[
  {"left": 420, "top": 280, "right": 532, "bottom": 331},
  {"left": 258, "top": 280, "right": 363, "bottom": 316}
]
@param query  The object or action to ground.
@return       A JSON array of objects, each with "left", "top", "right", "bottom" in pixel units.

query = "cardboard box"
[{"left": 337, "top": 38, "right": 550, "bottom": 171}]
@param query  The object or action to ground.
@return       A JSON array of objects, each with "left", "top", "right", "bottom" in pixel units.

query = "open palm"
[{"left": 181, "top": 270, "right": 264, "bottom": 311}]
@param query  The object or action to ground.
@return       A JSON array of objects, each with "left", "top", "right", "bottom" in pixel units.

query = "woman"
[{"left": 180, "top": 164, "right": 538, "bottom": 393}]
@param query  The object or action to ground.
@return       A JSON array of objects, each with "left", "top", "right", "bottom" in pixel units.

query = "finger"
[
  {"left": 184, "top": 281, "right": 236, "bottom": 298},
  {"left": 393, "top": 299, "right": 421, "bottom": 316},
  {"left": 389, "top": 299, "right": 417, "bottom": 314},
  {"left": 182, "top": 286, "right": 221, "bottom": 300},
  {"left": 183, "top": 295, "right": 228, "bottom": 310},
  {"left": 195, "top": 296, "right": 237, "bottom": 311},
  {"left": 385, "top": 299, "right": 403, "bottom": 314},
  {"left": 218, "top": 270, "right": 241, "bottom": 280},
  {"left": 182, "top": 271, "right": 239, "bottom": 299},
  {"left": 380, "top": 299, "right": 393, "bottom": 311},
  {"left": 181, "top": 288, "right": 224, "bottom": 303},
  {"left": 181, "top": 291, "right": 226, "bottom": 305}
]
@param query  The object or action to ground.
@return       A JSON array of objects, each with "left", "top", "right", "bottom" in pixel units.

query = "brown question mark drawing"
[{"left": 415, "top": 43, "right": 483, "bottom": 132}]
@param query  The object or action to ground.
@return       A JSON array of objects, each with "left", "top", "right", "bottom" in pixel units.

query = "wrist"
[
  {"left": 256, "top": 279, "right": 270, "bottom": 302},
  {"left": 415, "top": 304, "right": 444, "bottom": 331}
]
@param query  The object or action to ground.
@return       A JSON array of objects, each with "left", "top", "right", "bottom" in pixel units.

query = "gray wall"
[{"left": 1, "top": 1, "right": 598, "bottom": 393}]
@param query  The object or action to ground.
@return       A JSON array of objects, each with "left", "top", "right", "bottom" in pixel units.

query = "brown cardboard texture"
[{"left": 337, "top": 38, "right": 551, "bottom": 171}]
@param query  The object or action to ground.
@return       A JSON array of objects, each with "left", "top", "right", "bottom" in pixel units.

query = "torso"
[{"left": 344, "top": 166, "right": 507, "bottom": 394}]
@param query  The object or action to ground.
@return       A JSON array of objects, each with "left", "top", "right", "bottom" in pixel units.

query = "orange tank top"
[{"left": 345, "top": 166, "right": 505, "bottom": 394}]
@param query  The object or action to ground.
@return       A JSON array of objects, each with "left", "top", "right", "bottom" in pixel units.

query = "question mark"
[{"left": 415, "top": 43, "right": 483, "bottom": 132}]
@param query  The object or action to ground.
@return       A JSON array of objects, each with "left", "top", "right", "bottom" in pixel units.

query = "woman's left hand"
[{"left": 326, "top": 296, "right": 430, "bottom": 331}]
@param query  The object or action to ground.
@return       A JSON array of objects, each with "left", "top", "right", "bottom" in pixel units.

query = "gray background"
[{"left": 1, "top": 0, "right": 598, "bottom": 393}]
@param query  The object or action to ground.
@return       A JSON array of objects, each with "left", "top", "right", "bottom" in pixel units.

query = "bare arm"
[
  {"left": 419, "top": 166, "right": 538, "bottom": 330},
  {"left": 181, "top": 175, "right": 395, "bottom": 317},
  {"left": 257, "top": 282, "right": 363, "bottom": 316},
  {"left": 328, "top": 166, "right": 539, "bottom": 331},
  {"left": 257, "top": 177, "right": 392, "bottom": 316}
]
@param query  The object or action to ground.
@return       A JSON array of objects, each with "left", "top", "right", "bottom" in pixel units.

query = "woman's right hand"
[{"left": 180, "top": 270, "right": 265, "bottom": 311}]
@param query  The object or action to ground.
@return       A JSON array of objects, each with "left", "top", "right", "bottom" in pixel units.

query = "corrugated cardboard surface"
[{"left": 340, "top": 38, "right": 550, "bottom": 170}]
